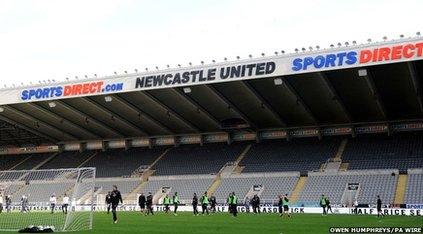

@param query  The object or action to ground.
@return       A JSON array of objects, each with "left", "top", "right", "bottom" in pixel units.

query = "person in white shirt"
[
  {"left": 62, "top": 194, "right": 69, "bottom": 214},
  {"left": 353, "top": 199, "right": 359, "bottom": 214},
  {"left": 21, "top": 195, "right": 29, "bottom": 213},
  {"left": 5, "top": 195, "right": 11, "bottom": 213},
  {"left": 0, "top": 193, "right": 3, "bottom": 214},
  {"left": 50, "top": 194, "right": 57, "bottom": 214}
]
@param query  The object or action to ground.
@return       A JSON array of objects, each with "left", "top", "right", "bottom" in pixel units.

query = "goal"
[{"left": 0, "top": 167, "right": 95, "bottom": 232}]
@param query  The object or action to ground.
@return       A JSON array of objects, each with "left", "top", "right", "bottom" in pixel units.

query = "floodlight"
[
  {"left": 104, "top": 96, "right": 113, "bottom": 102},
  {"left": 358, "top": 69, "right": 367, "bottom": 77},
  {"left": 274, "top": 78, "right": 283, "bottom": 86},
  {"left": 48, "top": 102, "right": 56, "bottom": 108}
]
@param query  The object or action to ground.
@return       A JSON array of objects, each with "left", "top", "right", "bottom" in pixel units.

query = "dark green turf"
[{"left": 2, "top": 212, "right": 422, "bottom": 233}]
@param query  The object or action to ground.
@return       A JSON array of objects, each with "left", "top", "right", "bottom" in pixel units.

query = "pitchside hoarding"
[
  {"left": 0, "top": 38, "right": 422, "bottom": 105},
  {"left": 9, "top": 205, "right": 422, "bottom": 216}
]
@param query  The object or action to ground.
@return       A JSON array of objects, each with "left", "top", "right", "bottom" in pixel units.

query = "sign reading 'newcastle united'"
[{"left": 135, "top": 62, "right": 276, "bottom": 89}]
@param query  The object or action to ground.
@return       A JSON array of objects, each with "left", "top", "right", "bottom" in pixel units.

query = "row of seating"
[
  {"left": 2, "top": 133, "right": 423, "bottom": 178},
  {"left": 404, "top": 169, "right": 423, "bottom": 204},
  {"left": 1, "top": 169, "right": 421, "bottom": 205}
]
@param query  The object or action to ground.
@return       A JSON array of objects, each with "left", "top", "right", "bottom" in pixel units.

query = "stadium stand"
[
  {"left": 342, "top": 133, "right": 423, "bottom": 170},
  {"left": 404, "top": 169, "right": 423, "bottom": 204},
  {"left": 239, "top": 138, "right": 340, "bottom": 173},
  {"left": 0, "top": 154, "right": 28, "bottom": 170},
  {"left": 83, "top": 147, "right": 167, "bottom": 178},
  {"left": 40, "top": 150, "right": 95, "bottom": 169},
  {"left": 152, "top": 143, "right": 247, "bottom": 175},
  {"left": 12, "top": 153, "right": 55, "bottom": 170},
  {"left": 298, "top": 169, "right": 398, "bottom": 206},
  {"left": 214, "top": 172, "right": 300, "bottom": 203},
  {"left": 1, "top": 133, "right": 422, "bottom": 207}
]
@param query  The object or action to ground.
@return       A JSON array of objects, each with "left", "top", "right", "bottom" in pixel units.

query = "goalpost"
[{"left": 0, "top": 167, "right": 95, "bottom": 232}]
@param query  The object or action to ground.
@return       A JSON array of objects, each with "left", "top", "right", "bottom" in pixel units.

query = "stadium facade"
[{"left": 0, "top": 36, "right": 422, "bottom": 218}]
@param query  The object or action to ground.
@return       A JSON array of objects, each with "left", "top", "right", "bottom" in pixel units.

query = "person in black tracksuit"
[
  {"left": 105, "top": 192, "right": 112, "bottom": 214},
  {"left": 192, "top": 193, "right": 199, "bottom": 216},
  {"left": 173, "top": 192, "right": 180, "bottom": 215},
  {"left": 138, "top": 193, "right": 146, "bottom": 214},
  {"left": 325, "top": 197, "right": 333, "bottom": 214},
  {"left": 210, "top": 195, "right": 217, "bottom": 213},
  {"left": 377, "top": 195, "right": 383, "bottom": 218},
  {"left": 278, "top": 195, "right": 283, "bottom": 217},
  {"left": 146, "top": 192, "right": 154, "bottom": 215},
  {"left": 110, "top": 185, "right": 122, "bottom": 224},
  {"left": 252, "top": 195, "right": 261, "bottom": 214}
]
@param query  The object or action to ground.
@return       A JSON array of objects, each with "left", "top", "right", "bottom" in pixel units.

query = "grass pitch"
[{"left": 2, "top": 212, "right": 422, "bottom": 234}]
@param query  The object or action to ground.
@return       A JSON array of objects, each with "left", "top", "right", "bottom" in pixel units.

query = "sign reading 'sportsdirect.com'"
[
  {"left": 20, "top": 81, "right": 124, "bottom": 101},
  {"left": 0, "top": 38, "right": 421, "bottom": 105}
]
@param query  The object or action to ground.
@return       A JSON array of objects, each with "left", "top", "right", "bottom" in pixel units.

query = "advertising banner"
[{"left": 0, "top": 39, "right": 422, "bottom": 105}]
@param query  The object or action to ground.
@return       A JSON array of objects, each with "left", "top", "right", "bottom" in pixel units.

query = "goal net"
[{"left": 0, "top": 167, "right": 95, "bottom": 232}]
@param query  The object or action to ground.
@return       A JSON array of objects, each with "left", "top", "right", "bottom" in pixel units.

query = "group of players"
[
  {"left": 1, "top": 186, "right": 385, "bottom": 223},
  {"left": 48, "top": 193, "right": 70, "bottom": 214},
  {"left": 319, "top": 194, "right": 384, "bottom": 217},
  {"left": 104, "top": 185, "right": 293, "bottom": 223},
  {"left": 0, "top": 192, "right": 70, "bottom": 214},
  {"left": 0, "top": 193, "right": 38, "bottom": 213}
]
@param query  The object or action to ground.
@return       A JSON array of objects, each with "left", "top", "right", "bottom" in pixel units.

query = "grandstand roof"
[{"left": 0, "top": 37, "right": 422, "bottom": 145}]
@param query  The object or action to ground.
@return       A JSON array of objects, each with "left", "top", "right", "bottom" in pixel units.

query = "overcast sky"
[{"left": 0, "top": 0, "right": 421, "bottom": 87}]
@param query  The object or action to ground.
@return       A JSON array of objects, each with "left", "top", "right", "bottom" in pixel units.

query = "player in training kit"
[
  {"left": 173, "top": 192, "right": 179, "bottom": 215},
  {"left": 353, "top": 199, "right": 359, "bottom": 214},
  {"left": 200, "top": 192, "right": 209, "bottom": 215},
  {"left": 325, "top": 196, "right": 333, "bottom": 214},
  {"left": 282, "top": 194, "right": 291, "bottom": 218},
  {"left": 244, "top": 197, "right": 250, "bottom": 213},
  {"left": 252, "top": 195, "right": 261, "bottom": 214},
  {"left": 105, "top": 192, "right": 112, "bottom": 214},
  {"left": 192, "top": 193, "right": 199, "bottom": 216},
  {"left": 62, "top": 194, "right": 69, "bottom": 214},
  {"left": 319, "top": 194, "right": 327, "bottom": 215},
  {"left": 146, "top": 192, "right": 154, "bottom": 215},
  {"left": 377, "top": 195, "right": 383, "bottom": 218},
  {"left": 163, "top": 194, "right": 171, "bottom": 213},
  {"left": 278, "top": 195, "right": 283, "bottom": 216},
  {"left": 229, "top": 192, "right": 238, "bottom": 217},
  {"left": 210, "top": 195, "right": 217, "bottom": 213},
  {"left": 0, "top": 193, "right": 3, "bottom": 214},
  {"left": 21, "top": 195, "right": 29, "bottom": 213},
  {"left": 226, "top": 193, "right": 232, "bottom": 214},
  {"left": 138, "top": 193, "right": 146, "bottom": 214},
  {"left": 50, "top": 194, "right": 57, "bottom": 214},
  {"left": 110, "top": 185, "right": 123, "bottom": 224},
  {"left": 5, "top": 195, "right": 11, "bottom": 213}
]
